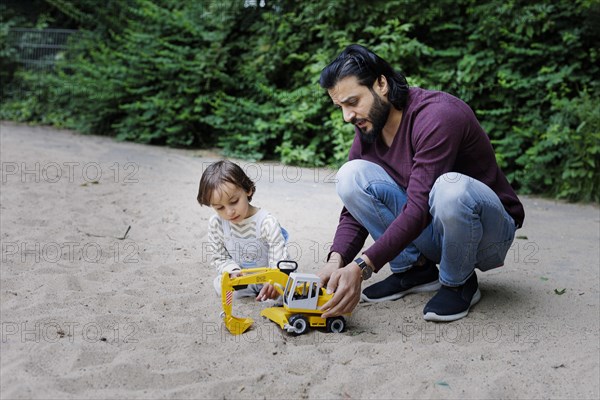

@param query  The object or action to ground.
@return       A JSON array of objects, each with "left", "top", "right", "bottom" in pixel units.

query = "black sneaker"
[
  {"left": 423, "top": 272, "right": 481, "bottom": 322},
  {"left": 361, "top": 259, "right": 441, "bottom": 303}
]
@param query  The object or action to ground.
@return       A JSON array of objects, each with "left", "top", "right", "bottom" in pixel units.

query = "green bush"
[
  {"left": 1, "top": 0, "right": 598, "bottom": 201},
  {"left": 513, "top": 91, "right": 600, "bottom": 202}
]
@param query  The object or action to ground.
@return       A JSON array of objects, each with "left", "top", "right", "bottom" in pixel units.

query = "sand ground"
[{"left": 1, "top": 121, "right": 599, "bottom": 399}]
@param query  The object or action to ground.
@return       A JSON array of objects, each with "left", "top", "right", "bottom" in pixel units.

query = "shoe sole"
[
  {"left": 361, "top": 281, "right": 442, "bottom": 303},
  {"left": 422, "top": 288, "right": 482, "bottom": 322}
]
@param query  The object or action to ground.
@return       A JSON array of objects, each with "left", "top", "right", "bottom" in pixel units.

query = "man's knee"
[
  {"left": 429, "top": 173, "right": 473, "bottom": 217},
  {"left": 336, "top": 159, "right": 372, "bottom": 201}
]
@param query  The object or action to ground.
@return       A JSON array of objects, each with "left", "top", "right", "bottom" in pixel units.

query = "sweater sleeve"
[
  {"left": 260, "top": 214, "right": 288, "bottom": 268},
  {"left": 207, "top": 215, "right": 241, "bottom": 275},
  {"left": 329, "top": 207, "right": 369, "bottom": 266}
]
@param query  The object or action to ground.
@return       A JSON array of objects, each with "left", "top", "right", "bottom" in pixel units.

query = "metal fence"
[{"left": 7, "top": 28, "right": 79, "bottom": 72}]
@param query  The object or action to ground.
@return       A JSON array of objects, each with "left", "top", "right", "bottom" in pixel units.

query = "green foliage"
[
  {"left": 1, "top": 0, "right": 599, "bottom": 201},
  {"left": 0, "top": 3, "right": 25, "bottom": 92},
  {"left": 514, "top": 91, "right": 600, "bottom": 201}
]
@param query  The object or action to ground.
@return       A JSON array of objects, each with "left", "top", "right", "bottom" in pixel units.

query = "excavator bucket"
[
  {"left": 223, "top": 315, "right": 253, "bottom": 335},
  {"left": 221, "top": 279, "right": 254, "bottom": 335}
]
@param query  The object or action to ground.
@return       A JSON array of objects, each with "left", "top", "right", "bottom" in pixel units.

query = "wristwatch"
[{"left": 354, "top": 257, "right": 373, "bottom": 280}]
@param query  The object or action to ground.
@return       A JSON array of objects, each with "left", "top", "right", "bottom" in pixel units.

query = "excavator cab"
[{"left": 283, "top": 273, "right": 320, "bottom": 311}]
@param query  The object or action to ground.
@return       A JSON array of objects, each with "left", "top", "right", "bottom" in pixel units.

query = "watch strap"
[{"left": 354, "top": 257, "right": 372, "bottom": 279}]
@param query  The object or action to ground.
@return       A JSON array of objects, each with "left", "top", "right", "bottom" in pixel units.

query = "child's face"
[{"left": 210, "top": 182, "right": 253, "bottom": 224}]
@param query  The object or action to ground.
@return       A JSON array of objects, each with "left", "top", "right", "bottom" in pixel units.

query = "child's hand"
[{"left": 256, "top": 283, "right": 279, "bottom": 301}]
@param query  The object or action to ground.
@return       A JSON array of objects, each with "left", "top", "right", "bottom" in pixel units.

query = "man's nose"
[{"left": 342, "top": 108, "right": 355, "bottom": 123}]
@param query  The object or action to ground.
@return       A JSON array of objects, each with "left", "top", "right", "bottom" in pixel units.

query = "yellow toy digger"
[{"left": 220, "top": 261, "right": 348, "bottom": 336}]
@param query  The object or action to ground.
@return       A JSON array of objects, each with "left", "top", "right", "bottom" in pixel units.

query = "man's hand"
[
  {"left": 320, "top": 261, "right": 362, "bottom": 318},
  {"left": 316, "top": 252, "right": 344, "bottom": 287}
]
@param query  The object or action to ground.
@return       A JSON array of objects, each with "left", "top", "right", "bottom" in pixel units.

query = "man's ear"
[{"left": 376, "top": 75, "right": 389, "bottom": 97}]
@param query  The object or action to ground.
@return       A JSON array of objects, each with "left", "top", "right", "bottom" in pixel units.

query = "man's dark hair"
[{"left": 319, "top": 44, "right": 409, "bottom": 110}]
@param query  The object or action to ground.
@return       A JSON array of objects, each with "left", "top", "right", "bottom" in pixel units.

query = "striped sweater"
[{"left": 207, "top": 210, "right": 288, "bottom": 276}]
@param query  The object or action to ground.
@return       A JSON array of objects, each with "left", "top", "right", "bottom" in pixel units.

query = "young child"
[{"left": 197, "top": 160, "right": 289, "bottom": 301}]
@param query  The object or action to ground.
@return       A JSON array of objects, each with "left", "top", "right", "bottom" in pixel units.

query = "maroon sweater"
[{"left": 330, "top": 87, "right": 525, "bottom": 272}]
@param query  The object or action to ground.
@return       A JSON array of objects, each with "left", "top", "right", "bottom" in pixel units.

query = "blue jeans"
[{"left": 336, "top": 160, "right": 517, "bottom": 286}]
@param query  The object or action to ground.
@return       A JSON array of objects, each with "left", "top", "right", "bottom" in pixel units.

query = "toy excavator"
[{"left": 221, "top": 261, "right": 348, "bottom": 336}]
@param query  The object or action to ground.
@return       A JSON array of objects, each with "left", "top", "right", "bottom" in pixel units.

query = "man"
[{"left": 317, "top": 44, "right": 524, "bottom": 322}]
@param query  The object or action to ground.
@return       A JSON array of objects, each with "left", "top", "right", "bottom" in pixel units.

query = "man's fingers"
[
  {"left": 330, "top": 296, "right": 358, "bottom": 317},
  {"left": 322, "top": 290, "right": 353, "bottom": 318},
  {"left": 317, "top": 260, "right": 341, "bottom": 287},
  {"left": 320, "top": 264, "right": 362, "bottom": 318},
  {"left": 320, "top": 273, "right": 341, "bottom": 311},
  {"left": 320, "top": 289, "right": 339, "bottom": 313},
  {"left": 318, "top": 273, "right": 330, "bottom": 287},
  {"left": 322, "top": 281, "right": 361, "bottom": 318},
  {"left": 321, "top": 279, "right": 352, "bottom": 317},
  {"left": 321, "top": 300, "right": 341, "bottom": 318},
  {"left": 325, "top": 271, "right": 340, "bottom": 295}
]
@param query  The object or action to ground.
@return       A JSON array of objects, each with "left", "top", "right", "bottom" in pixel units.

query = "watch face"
[
  {"left": 361, "top": 266, "right": 372, "bottom": 280},
  {"left": 355, "top": 258, "right": 371, "bottom": 279}
]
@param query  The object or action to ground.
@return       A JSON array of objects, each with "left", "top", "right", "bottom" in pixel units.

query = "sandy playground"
[{"left": 1, "top": 121, "right": 599, "bottom": 399}]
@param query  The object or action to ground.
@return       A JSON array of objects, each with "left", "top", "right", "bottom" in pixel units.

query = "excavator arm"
[{"left": 221, "top": 263, "right": 297, "bottom": 335}]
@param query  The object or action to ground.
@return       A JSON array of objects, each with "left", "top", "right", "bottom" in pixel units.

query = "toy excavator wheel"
[
  {"left": 326, "top": 316, "right": 346, "bottom": 333},
  {"left": 288, "top": 315, "right": 309, "bottom": 335}
]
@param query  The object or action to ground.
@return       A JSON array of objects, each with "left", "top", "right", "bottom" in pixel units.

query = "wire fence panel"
[{"left": 8, "top": 28, "right": 79, "bottom": 72}]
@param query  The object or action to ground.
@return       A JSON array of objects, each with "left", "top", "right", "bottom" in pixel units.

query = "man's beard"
[{"left": 353, "top": 91, "right": 391, "bottom": 144}]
